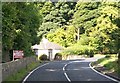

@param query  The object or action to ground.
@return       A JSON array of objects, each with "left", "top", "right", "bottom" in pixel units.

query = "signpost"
[{"left": 13, "top": 50, "right": 24, "bottom": 61}]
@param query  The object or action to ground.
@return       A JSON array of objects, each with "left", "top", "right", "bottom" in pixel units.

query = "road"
[{"left": 23, "top": 57, "right": 119, "bottom": 83}]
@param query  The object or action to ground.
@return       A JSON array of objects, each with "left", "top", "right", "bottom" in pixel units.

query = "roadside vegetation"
[
  {"left": 2, "top": 1, "right": 120, "bottom": 63},
  {"left": 2, "top": 1, "right": 120, "bottom": 82},
  {"left": 93, "top": 54, "right": 120, "bottom": 76},
  {"left": 3, "top": 61, "right": 40, "bottom": 82}
]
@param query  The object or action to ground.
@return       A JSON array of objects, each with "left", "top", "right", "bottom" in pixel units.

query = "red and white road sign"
[{"left": 13, "top": 50, "right": 24, "bottom": 59}]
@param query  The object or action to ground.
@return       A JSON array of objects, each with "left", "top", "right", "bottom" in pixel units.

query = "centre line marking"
[{"left": 63, "top": 61, "right": 77, "bottom": 82}]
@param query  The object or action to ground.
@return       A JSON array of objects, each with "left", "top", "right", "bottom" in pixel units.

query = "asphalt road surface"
[{"left": 23, "top": 57, "right": 120, "bottom": 83}]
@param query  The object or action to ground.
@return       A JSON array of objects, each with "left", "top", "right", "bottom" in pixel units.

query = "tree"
[
  {"left": 72, "top": 2, "right": 101, "bottom": 41},
  {"left": 2, "top": 2, "right": 42, "bottom": 62},
  {"left": 47, "top": 25, "right": 76, "bottom": 47},
  {"left": 2, "top": 3, "right": 17, "bottom": 61},
  {"left": 38, "top": 2, "right": 76, "bottom": 37},
  {"left": 72, "top": 1, "right": 119, "bottom": 54},
  {"left": 89, "top": 2, "right": 119, "bottom": 53}
]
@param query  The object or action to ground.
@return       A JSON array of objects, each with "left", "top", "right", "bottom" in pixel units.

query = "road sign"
[{"left": 13, "top": 50, "right": 24, "bottom": 60}]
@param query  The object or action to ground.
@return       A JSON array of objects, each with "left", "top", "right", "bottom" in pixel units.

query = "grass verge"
[
  {"left": 93, "top": 54, "right": 120, "bottom": 76},
  {"left": 3, "top": 61, "right": 41, "bottom": 82}
]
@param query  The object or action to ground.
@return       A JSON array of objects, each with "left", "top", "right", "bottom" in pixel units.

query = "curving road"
[{"left": 23, "top": 57, "right": 119, "bottom": 83}]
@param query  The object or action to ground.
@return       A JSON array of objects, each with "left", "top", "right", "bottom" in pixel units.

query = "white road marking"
[
  {"left": 63, "top": 62, "right": 73, "bottom": 82},
  {"left": 22, "top": 63, "right": 49, "bottom": 83},
  {"left": 64, "top": 72, "right": 71, "bottom": 82},
  {"left": 63, "top": 61, "right": 80, "bottom": 82},
  {"left": 63, "top": 60, "right": 120, "bottom": 82},
  {"left": 89, "top": 62, "right": 120, "bottom": 83}
]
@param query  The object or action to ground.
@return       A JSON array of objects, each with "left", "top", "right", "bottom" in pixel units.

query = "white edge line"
[
  {"left": 22, "top": 63, "right": 49, "bottom": 83},
  {"left": 89, "top": 62, "right": 120, "bottom": 83}
]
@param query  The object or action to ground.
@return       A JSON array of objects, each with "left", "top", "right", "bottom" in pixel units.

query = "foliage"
[
  {"left": 4, "top": 61, "right": 40, "bottom": 81},
  {"left": 39, "top": 54, "right": 48, "bottom": 60},
  {"left": 47, "top": 25, "right": 76, "bottom": 47},
  {"left": 94, "top": 54, "right": 119, "bottom": 74},
  {"left": 54, "top": 53, "right": 62, "bottom": 60},
  {"left": 2, "top": 3, "right": 42, "bottom": 62},
  {"left": 71, "top": 1, "right": 119, "bottom": 54},
  {"left": 38, "top": 2, "right": 76, "bottom": 37},
  {"left": 2, "top": 1, "right": 120, "bottom": 62},
  {"left": 62, "top": 44, "right": 95, "bottom": 56},
  {"left": 46, "top": 1, "right": 120, "bottom": 55}
]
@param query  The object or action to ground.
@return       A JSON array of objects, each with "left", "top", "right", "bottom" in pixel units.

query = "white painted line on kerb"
[
  {"left": 22, "top": 63, "right": 49, "bottom": 83},
  {"left": 89, "top": 62, "right": 120, "bottom": 83}
]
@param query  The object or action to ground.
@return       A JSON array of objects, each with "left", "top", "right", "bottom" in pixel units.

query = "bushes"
[
  {"left": 39, "top": 54, "right": 48, "bottom": 60},
  {"left": 62, "top": 45, "right": 95, "bottom": 57},
  {"left": 89, "top": 50, "right": 94, "bottom": 57},
  {"left": 105, "top": 54, "right": 111, "bottom": 58},
  {"left": 54, "top": 53, "right": 62, "bottom": 60}
]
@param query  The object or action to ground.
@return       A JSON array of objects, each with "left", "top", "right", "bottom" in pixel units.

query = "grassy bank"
[
  {"left": 93, "top": 54, "right": 120, "bottom": 75},
  {"left": 3, "top": 61, "right": 41, "bottom": 82}
]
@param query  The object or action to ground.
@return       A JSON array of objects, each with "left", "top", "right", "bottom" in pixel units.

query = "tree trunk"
[
  {"left": 77, "top": 28, "right": 80, "bottom": 41},
  {"left": 118, "top": 51, "right": 120, "bottom": 77},
  {"left": 118, "top": 52, "right": 120, "bottom": 64},
  {"left": 2, "top": 50, "right": 11, "bottom": 63}
]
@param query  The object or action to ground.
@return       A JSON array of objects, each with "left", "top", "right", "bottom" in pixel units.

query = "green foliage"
[
  {"left": 2, "top": 1, "right": 120, "bottom": 62},
  {"left": 39, "top": 54, "right": 48, "bottom": 60},
  {"left": 46, "top": 1, "right": 119, "bottom": 55},
  {"left": 47, "top": 25, "right": 76, "bottom": 47},
  {"left": 62, "top": 44, "right": 95, "bottom": 56},
  {"left": 4, "top": 61, "right": 40, "bottom": 81},
  {"left": 38, "top": 2, "right": 76, "bottom": 37},
  {"left": 54, "top": 53, "right": 62, "bottom": 60},
  {"left": 94, "top": 54, "right": 119, "bottom": 74},
  {"left": 71, "top": 1, "right": 120, "bottom": 54},
  {"left": 2, "top": 3, "right": 42, "bottom": 61}
]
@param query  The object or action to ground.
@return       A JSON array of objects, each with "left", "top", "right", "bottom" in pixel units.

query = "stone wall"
[
  {"left": 61, "top": 55, "right": 86, "bottom": 60},
  {"left": 2, "top": 56, "right": 37, "bottom": 80},
  {"left": 66, "top": 55, "right": 84, "bottom": 60}
]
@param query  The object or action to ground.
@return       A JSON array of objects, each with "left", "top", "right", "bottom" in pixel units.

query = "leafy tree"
[
  {"left": 38, "top": 1, "right": 53, "bottom": 17},
  {"left": 71, "top": 1, "right": 119, "bottom": 54},
  {"left": 38, "top": 2, "right": 76, "bottom": 37},
  {"left": 72, "top": 2, "right": 101, "bottom": 41},
  {"left": 2, "top": 3, "right": 42, "bottom": 62},
  {"left": 2, "top": 3, "right": 17, "bottom": 61},
  {"left": 89, "top": 2, "right": 119, "bottom": 53},
  {"left": 47, "top": 25, "right": 76, "bottom": 47},
  {"left": 2, "top": 1, "right": 120, "bottom": 62}
]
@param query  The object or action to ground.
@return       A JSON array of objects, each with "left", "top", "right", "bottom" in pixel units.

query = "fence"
[{"left": 2, "top": 56, "right": 37, "bottom": 80}]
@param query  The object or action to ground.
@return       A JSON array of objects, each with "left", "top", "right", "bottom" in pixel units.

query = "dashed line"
[
  {"left": 89, "top": 62, "right": 120, "bottom": 83},
  {"left": 22, "top": 63, "right": 49, "bottom": 83}
]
